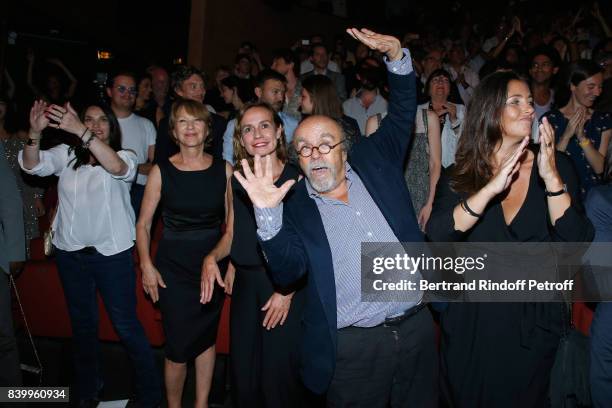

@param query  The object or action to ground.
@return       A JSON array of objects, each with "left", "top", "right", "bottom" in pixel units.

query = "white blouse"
[
  {"left": 19, "top": 144, "right": 138, "bottom": 256},
  {"left": 415, "top": 102, "right": 465, "bottom": 168}
]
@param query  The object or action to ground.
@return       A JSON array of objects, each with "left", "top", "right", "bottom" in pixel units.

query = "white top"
[
  {"left": 118, "top": 113, "right": 156, "bottom": 185},
  {"left": 416, "top": 102, "right": 465, "bottom": 168},
  {"left": 343, "top": 94, "right": 388, "bottom": 135},
  {"left": 531, "top": 91, "right": 555, "bottom": 143},
  {"left": 444, "top": 64, "right": 480, "bottom": 105},
  {"left": 300, "top": 60, "right": 340, "bottom": 75},
  {"left": 18, "top": 145, "right": 138, "bottom": 256},
  {"left": 482, "top": 36, "right": 499, "bottom": 53}
]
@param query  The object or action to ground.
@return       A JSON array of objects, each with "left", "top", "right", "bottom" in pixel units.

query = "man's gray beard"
[{"left": 306, "top": 160, "right": 339, "bottom": 193}]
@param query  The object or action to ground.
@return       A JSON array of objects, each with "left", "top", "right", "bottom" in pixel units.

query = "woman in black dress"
[
  {"left": 427, "top": 71, "right": 594, "bottom": 407},
  {"left": 221, "top": 101, "right": 306, "bottom": 407},
  {"left": 136, "top": 98, "right": 233, "bottom": 408}
]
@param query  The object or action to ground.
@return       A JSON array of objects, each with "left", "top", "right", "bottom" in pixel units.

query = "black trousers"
[
  {"left": 229, "top": 265, "right": 308, "bottom": 408},
  {"left": 327, "top": 305, "right": 439, "bottom": 408},
  {"left": 0, "top": 271, "right": 22, "bottom": 386}
]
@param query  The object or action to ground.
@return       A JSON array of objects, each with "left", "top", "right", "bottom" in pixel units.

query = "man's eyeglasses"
[
  {"left": 115, "top": 85, "right": 138, "bottom": 96},
  {"left": 297, "top": 139, "right": 346, "bottom": 158}
]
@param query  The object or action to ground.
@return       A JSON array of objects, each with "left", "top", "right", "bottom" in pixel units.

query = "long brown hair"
[
  {"left": 451, "top": 70, "right": 523, "bottom": 194},
  {"left": 233, "top": 102, "right": 288, "bottom": 169},
  {"left": 301, "top": 75, "right": 343, "bottom": 119}
]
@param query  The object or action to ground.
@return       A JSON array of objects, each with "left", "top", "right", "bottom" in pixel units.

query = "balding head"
[{"left": 293, "top": 115, "right": 348, "bottom": 195}]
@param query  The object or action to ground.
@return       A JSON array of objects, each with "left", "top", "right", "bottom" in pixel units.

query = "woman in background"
[
  {"left": 300, "top": 74, "right": 360, "bottom": 144},
  {"left": 545, "top": 59, "right": 611, "bottom": 197}
]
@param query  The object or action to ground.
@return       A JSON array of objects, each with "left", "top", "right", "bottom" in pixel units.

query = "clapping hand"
[
  {"left": 346, "top": 28, "right": 403, "bottom": 61},
  {"left": 442, "top": 102, "right": 457, "bottom": 122},
  {"left": 233, "top": 154, "right": 296, "bottom": 209},
  {"left": 537, "top": 117, "right": 562, "bottom": 185},
  {"left": 564, "top": 108, "right": 587, "bottom": 140},
  {"left": 485, "top": 136, "right": 530, "bottom": 196}
]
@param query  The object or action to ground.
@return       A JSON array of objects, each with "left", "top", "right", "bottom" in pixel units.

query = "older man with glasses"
[
  {"left": 106, "top": 71, "right": 156, "bottom": 219},
  {"left": 234, "top": 28, "right": 438, "bottom": 407}
]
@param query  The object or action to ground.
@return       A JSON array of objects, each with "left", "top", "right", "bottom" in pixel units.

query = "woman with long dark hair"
[
  {"left": 427, "top": 71, "right": 593, "bottom": 407},
  {"left": 545, "top": 59, "right": 611, "bottom": 197},
  {"left": 19, "top": 101, "right": 161, "bottom": 407}
]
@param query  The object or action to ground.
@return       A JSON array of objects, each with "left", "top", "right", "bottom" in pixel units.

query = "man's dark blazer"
[
  {"left": 302, "top": 69, "right": 348, "bottom": 101},
  {"left": 260, "top": 68, "right": 421, "bottom": 394}
]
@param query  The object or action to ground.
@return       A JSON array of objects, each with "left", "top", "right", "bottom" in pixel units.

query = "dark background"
[{"left": 1, "top": 0, "right": 604, "bottom": 109}]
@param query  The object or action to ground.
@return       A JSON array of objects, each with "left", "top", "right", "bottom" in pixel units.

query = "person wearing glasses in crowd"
[
  {"left": 19, "top": 100, "right": 161, "bottom": 408},
  {"left": 106, "top": 72, "right": 156, "bottom": 219},
  {"left": 136, "top": 98, "right": 233, "bottom": 408},
  {"left": 233, "top": 28, "right": 438, "bottom": 407},
  {"left": 527, "top": 46, "right": 560, "bottom": 142}
]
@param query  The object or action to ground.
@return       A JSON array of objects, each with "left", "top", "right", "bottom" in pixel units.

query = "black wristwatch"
[
  {"left": 26, "top": 138, "right": 40, "bottom": 146},
  {"left": 545, "top": 184, "right": 567, "bottom": 197}
]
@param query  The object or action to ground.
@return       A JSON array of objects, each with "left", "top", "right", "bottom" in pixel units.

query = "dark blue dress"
[{"left": 544, "top": 110, "right": 612, "bottom": 197}]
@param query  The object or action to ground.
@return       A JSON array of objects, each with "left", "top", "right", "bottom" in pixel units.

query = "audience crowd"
[{"left": 2, "top": 2, "right": 612, "bottom": 407}]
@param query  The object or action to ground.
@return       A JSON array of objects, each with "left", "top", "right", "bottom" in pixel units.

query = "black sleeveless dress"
[{"left": 155, "top": 158, "right": 228, "bottom": 363}]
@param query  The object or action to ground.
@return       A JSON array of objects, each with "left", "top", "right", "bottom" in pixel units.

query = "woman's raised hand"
[
  {"left": 29, "top": 100, "right": 50, "bottom": 134},
  {"left": 233, "top": 154, "right": 295, "bottom": 209},
  {"left": 46, "top": 102, "right": 86, "bottom": 137}
]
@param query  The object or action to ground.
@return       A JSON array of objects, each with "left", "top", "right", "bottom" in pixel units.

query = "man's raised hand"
[
  {"left": 346, "top": 28, "right": 403, "bottom": 61},
  {"left": 233, "top": 154, "right": 295, "bottom": 208}
]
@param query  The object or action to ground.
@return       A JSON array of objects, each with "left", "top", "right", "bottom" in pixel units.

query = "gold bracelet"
[{"left": 578, "top": 138, "right": 591, "bottom": 148}]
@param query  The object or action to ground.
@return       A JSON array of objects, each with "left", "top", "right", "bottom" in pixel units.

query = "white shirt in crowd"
[
  {"left": 482, "top": 36, "right": 499, "bottom": 53},
  {"left": 18, "top": 145, "right": 138, "bottom": 256},
  {"left": 300, "top": 60, "right": 341, "bottom": 75},
  {"left": 415, "top": 102, "right": 465, "bottom": 168},
  {"left": 118, "top": 113, "right": 156, "bottom": 186},
  {"left": 343, "top": 93, "right": 388, "bottom": 135},
  {"left": 531, "top": 90, "right": 555, "bottom": 143},
  {"left": 444, "top": 64, "right": 480, "bottom": 105}
]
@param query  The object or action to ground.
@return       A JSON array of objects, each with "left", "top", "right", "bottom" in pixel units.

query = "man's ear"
[
  {"left": 553, "top": 67, "right": 559, "bottom": 75},
  {"left": 254, "top": 87, "right": 262, "bottom": 99},
  {"left": 106, "top": 87, "right": 112, "bottom": 98}
]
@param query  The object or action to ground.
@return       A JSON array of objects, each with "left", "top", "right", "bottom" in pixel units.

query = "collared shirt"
[
  {"left": 444, "top": 64, "right": 480, "bottom": 105},
  {"left": 222, "top": 112, "right": 298, "bottom": 164},
  {"left": 343, "top": 93, "right": 388, "bottom": 135},
  {"left": 19, "top": 145, "right": 138, "bottom": 256},
  {"left": 255, "top": 164, "right": 421, "bottom": 328},
  {"left": 300, "top": 60, "right": 341, "bottom": 75}
]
